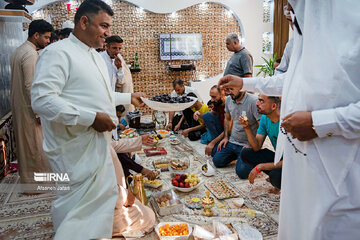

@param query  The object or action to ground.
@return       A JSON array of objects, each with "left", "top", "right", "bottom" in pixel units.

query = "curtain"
[{"left": 273, "top": 0, "right": 289, "bottom": 58}]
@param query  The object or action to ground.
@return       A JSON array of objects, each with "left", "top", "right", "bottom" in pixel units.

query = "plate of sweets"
[
  {"left": 184, "top": 194, "right": 203, "bottom": 209},
  {"left": 122, "top": 128, "right": 136, "bottom": 135},
  {"left": 143, "top": 178, "right": 162, "bottom": 188}
]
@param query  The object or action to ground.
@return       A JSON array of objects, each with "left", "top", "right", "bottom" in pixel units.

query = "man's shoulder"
[
  {"left": 46, "top": 38, "right": 75, "bottom": 53},
  {"left": 245, "top": 92, "right": 258, "bottom": 103}
]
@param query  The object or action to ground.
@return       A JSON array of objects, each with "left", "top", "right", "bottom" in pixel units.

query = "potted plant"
[{"left": 254, "top": 53, "right": 277, "bottom": 77}]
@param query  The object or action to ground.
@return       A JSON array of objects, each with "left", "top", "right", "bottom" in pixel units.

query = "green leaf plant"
[{"left": 254, "top": 53, "right": 277, "bottom": 77}]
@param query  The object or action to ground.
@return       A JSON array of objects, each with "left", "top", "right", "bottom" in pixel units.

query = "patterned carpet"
[{"left": 0, "top": 136, "right": 279, "bottom": 239}]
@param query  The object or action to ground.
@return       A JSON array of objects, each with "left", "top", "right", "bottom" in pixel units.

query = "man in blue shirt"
[{"left": 239, "top": 94, "right": 282, "bottom": 189}]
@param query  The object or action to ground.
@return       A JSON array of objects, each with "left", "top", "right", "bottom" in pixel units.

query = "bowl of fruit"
[{"left": 171, "top": 173, "right": 201, "bottom": 193}]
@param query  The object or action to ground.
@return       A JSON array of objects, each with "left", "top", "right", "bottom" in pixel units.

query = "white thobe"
[
  {"left": 10, "top": 41, "right": 51, "bottom": 184},
  {"left": 100, "top": 50, "right": 124, "bottom": 91},
  {"left": 31, "top": 34, "right": 132, "bottom": 240},
  {"left": 118, "top": 54, "right": 135, "bottom": 112},
  {"left": 242, "top": 1, "right": 360, "bottom": 239},
  {"left": 274, "top": 38, "right": 293, "bottom": 75}
]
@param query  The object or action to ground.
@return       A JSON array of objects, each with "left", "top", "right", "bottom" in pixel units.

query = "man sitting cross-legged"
[
  {"left": 239, "top": 94, "right": 282, "bottom": 190},
  {"left": 194, "top": 85, "right": 226, "bottom": 156},
  {"left": 212, "top": 87, "right": 261, "bottom": 179}
]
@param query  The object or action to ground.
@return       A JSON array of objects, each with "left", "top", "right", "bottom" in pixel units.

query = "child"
[{"left": 116, "top": 105, "right": 128, "bottom": 131}]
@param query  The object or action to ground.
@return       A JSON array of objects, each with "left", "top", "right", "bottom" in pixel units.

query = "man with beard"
[
  {"left": 239, "top": 94, "right": 282, "bottom": 190},
  {"left": 212, "top": 87, "right": 261, "bottom": 179},
  {"left": 31, "top": 0, "right": 154, "bottom": 238},
  {"left": 10, "top": 19, "right": 53, "bottom": 186},
  {"left": 194, "top": 85, "right": 225, "bottom": 156}
]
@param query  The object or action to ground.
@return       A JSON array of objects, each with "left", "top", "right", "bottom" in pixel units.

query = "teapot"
[{"left": 126, "top": 173, "right": 148, "bottom": 206}]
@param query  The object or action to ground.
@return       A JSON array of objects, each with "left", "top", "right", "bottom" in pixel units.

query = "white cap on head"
[{"left": 61, "top": 20, "right": 74, "bottom": 29}]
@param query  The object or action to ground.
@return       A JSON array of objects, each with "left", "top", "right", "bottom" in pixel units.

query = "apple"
[
  {"left": 176, "top": 175, "right": 181, "bottom": 182},
  {"left": 185, "top": 182, "right": 190, "bottom": 188},
  {"left": 179, "top": 182, "right": 185, "bottom": 188},
  {"left": 180, "top": 174, "right": 187, "bottom": 181},
  {"left": 173, "top": 181, "right": 179, "bottom": 187}
]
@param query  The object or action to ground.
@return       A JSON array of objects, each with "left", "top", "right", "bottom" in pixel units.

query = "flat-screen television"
[{"left": 160, "top": 33, "right": 203, "bottom": 60}]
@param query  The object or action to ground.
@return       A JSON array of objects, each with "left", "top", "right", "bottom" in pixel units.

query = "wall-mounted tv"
[{"left": 160, "top": 33, "right": 203, "bottom": 60}]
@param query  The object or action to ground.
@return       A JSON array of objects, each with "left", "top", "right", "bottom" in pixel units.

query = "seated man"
[
  {"left": 175, "top": 92, "right": 209, "bottom": 141},
  {"left": 109, "top": 144, "right": 155, "bottom": 237},
  {"left": 113, "top": 134, "right": 156, "bottom": 181},
  {"left": 194, "top": 85, "right": 226, "bottom": 156},
  {"left": 212, "top": 88, "right": 261, "bottom": 179},
  {"left": 239, "top": 94, "right": 282, "bottom": 189},
  {"left": 165, "top": 79, "right": 201, "bottom": 131}
]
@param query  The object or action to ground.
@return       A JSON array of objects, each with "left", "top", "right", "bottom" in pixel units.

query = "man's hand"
[
  {"left": 118, "top": 124, "right": 126, "bottom": 131},
  {"left": 248, "top": 167, "right": 259, "bottom": 184},
  {"left": 205, "top": 142, "right": 215, "bottom": 156},
  {"left": 181, "top": 129, "right": 190, "bottom": 138},
  {"left": 116, "top": 83, "right": 123, "bottom": 88},
  {"left": 217, "top": 137, "right": 229, "bottom": 151},
  {"left": 131, "top": 92, "right": 146, "bottom": 107},
  {"left": 193, "top": 111, "right": 201, "bottom": 121},
  {"left": 114, "top": 55, "right": 122, "bottom": 69},
  {"left": 124, "top": 189, "right": 136, "bottom": 207},
  {"left": 165, "top": 122, "right": 173, "bottom": 131},
  {"left": 238, "top": 116, "right": 249, "bottom": 128},
  {"left": 218, "top": 74, "right": 244, "bottom": 91},
  {"left": 281, "top": 111, "right": 317, "bottom": 141},
  {"left": 141, "top": 168, "right": 156, "bottom": 180},
  {"left": 141, "top": 134, "right": 154, "bottom": 146},
  {"left": 174, "top": 123, "right": 181, "bottom": 133},
  {"left": 91, "top": 112, "right": 116, "bottom": 132}
]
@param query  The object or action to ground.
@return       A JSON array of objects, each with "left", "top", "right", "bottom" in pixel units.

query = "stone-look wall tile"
[{"left": 32, "top": 1, "right": 241, "bottom": 114}]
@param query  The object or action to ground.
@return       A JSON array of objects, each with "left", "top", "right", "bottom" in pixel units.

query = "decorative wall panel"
[{"left": 33, "top": 1, "right": 241, "bottom": 113}]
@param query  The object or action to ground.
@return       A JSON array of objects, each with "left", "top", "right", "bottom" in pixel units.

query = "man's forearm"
[
  {"left": 258, "top": 160, "right": 282, "bottom": 171},
  {"left": 169, "top": 112, "right": 175, "bottom": 122},
  {"left": 244, "top": 128, "right": 260, "bottom": 151},
  {"left": 224, "top": 118, "right": 231, "bottom": 139},
  {"left": 210, "top": 131, "right": 224, "bottom": 145}
]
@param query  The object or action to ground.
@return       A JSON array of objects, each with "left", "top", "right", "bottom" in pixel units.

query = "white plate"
[
  {"left": 172, "top": 178, "right": 202, "bottom": 193},
  {"left": 155, "top": 222, "right": 192, "bottom": 240},
  {"left": 157, "top": 130, "right": 171, "bottom": 138},
  {"left": 141, "top": 97, "right": 197, "bottom": 112},
  {"left": 144, "top": 181, "right": 163, "bottom": 189},
  {"left": 170, "top": 139, "right": 181, "bottom": 145}
]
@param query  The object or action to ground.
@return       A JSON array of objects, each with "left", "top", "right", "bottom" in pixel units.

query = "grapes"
[{"left": 150, "top": 94, "right": 193, "bottom": 103}]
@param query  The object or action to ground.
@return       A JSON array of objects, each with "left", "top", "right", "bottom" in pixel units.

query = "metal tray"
[{"left": 205, "top": 179, "right": 239, "bottom": 200}]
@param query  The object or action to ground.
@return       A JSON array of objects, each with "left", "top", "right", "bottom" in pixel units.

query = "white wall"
[{"left": 28, "top": 0, "right": 272, "bottom": 99}]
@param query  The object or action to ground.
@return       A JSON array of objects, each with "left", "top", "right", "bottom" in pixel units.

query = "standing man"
[
  {"left": 31, "top": 0, "right": 153, "bottom": 239},
  {"left": 165, "top": 79, "right": 201, "bottom": 131},
  {"left": 218, "top": 1, "right": 360, "bottom": 239},
  {"left": 101, "top": 35, "right": 135, "bottom": 112},
  {"left": 224, "top": 33, "right": 253, "bottom": 77},
  {"left": 212, "top": 87, "right": 261, "bottom": 179},
  {"left": 239, "top": 94, "right": 282, "bottom": 190},
  {"left": 10, "top": 19, "right": 53, "bottom": 185},
  {"left": 100, "top": 35, "right": 124, "bottom": 91}
]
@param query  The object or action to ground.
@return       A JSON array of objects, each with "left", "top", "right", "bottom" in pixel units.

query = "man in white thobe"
[
  {"left": 100, "top": 35, "right": 124, "bottom": 92},
  {"left": 10, "top": 19, "right": 53, "bottom": 185},
  {"left": 218, "top": 1, "right": 360, "bottom": 239},
  {"left": 31, "top": 1, "right": 153, "bottom": 239}
]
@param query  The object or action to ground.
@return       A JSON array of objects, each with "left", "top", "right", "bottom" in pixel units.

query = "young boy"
[{"left": 116, "top": 105, "right": 128, "bottom": 131}]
